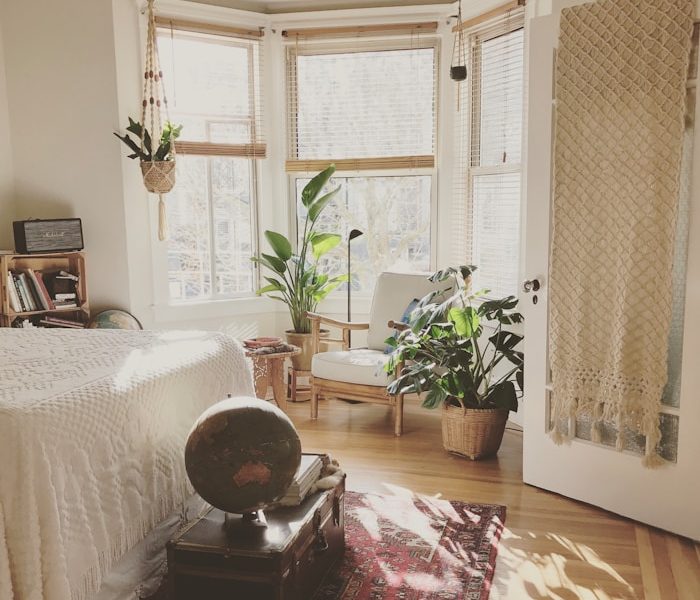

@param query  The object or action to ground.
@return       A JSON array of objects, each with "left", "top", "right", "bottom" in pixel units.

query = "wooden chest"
[{"left": 167, "top": 478, "right": 345, "bottom": 600}]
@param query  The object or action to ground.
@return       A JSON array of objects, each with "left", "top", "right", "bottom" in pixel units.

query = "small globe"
[
  {"left": 87, "top": 309, "right": 142, "bottom": 330},
  {"left": 185, "top": 397, "right": 301, "bottom": 515}
]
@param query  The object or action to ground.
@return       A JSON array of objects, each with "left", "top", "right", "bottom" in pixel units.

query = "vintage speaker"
[{"left": 13, "top": 219, "right": 84, "bottom": 254}]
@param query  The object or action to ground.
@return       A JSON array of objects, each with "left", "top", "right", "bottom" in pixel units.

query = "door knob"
[{"left": 522, "top": 279, "right": 541, "bottom": 293}]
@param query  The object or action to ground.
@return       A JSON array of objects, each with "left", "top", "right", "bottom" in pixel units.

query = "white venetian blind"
[
  {"left": 453, "top": 11, "right": 525, "bottom": 298},
  {"left": 156, "top": 17, "right": 266, "bottom": 159},
  {"left": 285, "top": 23, "right": 438, "bottom": 172}
]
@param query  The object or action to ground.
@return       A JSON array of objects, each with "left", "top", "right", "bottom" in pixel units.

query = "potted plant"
[
  {"left": 253, "top": 164, "right": 347, "bottom": 370},
  {"left": 114, "top": 117, "right": 182, "bottom": 193},
  {"left": 385, "top": 266, "right": 524, "bottom": 460}
]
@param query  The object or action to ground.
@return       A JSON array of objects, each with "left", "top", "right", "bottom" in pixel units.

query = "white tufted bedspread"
[{"left": 0, "top": 329, "right": 254, "bottom": 600}]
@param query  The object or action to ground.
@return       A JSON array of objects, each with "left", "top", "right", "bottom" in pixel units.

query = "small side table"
[{"left": 245, "top": 347, "right": 301, "bottom": 414}]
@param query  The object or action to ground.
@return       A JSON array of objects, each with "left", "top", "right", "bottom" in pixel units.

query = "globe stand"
[{"left": 224, "top": 510, "right": 268, "bottom": 537}]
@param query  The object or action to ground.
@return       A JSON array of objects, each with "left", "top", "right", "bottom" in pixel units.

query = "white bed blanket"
[{"left": 0, "top": 329, "right": 254, "bottom": 600}]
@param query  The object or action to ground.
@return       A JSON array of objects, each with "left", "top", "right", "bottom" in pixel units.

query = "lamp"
[{"left": 347, "top": 229, "right": 363, "bottom": 347}]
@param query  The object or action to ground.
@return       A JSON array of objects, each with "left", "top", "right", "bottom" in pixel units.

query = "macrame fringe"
[
  {"left": 158, "top": 195, "right": 168, "bottom": 241},
  {"left": 549, "top": 378, "right": 667, "bottom": 467}
]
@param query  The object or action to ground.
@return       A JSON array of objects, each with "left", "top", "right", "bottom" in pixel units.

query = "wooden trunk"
[{"left": 167, "top": 477, "right": 345, "bottom": 600}]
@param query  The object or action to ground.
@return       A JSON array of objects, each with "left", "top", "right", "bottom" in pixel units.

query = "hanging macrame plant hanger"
[{"left": 141, "top": 0, "right": 175, "bottom": 241}]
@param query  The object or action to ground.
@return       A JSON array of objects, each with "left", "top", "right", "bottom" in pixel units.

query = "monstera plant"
[
  {"left": 385, "top": 266, "right": 524, "bottom": 460},
  {"left": 253, "top": 164, "right": 347, "bottom": 369}
]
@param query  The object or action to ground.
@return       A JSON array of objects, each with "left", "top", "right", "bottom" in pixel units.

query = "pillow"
[{"left": 384, "top": 298, "right": 420, "bottom": 354}]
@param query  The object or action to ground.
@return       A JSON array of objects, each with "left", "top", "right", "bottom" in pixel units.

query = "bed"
[{"left": 0, "top": 328, "right": 254, "bottom": 600}]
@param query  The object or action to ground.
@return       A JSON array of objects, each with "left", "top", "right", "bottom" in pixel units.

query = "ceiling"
[{"left": 187, "top": 0, "right": 454, "bottom": 14}]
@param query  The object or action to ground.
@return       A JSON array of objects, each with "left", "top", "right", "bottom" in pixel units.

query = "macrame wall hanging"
[
  {"left": 114, "top": 0, "right": 181, "bottom": 241},
  {"left": 548, "top": 0, "right": 694, "bottom": 466}
]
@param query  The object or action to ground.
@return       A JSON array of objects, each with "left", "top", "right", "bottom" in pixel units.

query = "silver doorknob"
[{"left": 522, "top": 279, "right": 541, "bottom": 293}]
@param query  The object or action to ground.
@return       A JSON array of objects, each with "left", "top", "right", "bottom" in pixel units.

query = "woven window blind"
[
  {"left": 156, "top": 17, "right": 266, "bottom": 159},
  {"left": 285, "top": 25, "right": 438, "bottom": 172},
  {"left": 452, "top": 11, "right": 525, "bottom": 298}
]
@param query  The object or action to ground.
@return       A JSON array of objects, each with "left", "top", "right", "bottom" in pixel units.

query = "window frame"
[
  {"left": 285, "top": 35, "right": 440, "bottom": 298},
  {"left": 463, "top": 17, "right": 525, "bottom": 300},
  {"left": 153, "top": 24, "right": 264, "bottom": 306}
]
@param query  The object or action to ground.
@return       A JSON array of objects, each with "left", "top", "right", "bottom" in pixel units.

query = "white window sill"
[{"left": 154, "top": 296, "right": 276, "bottom": 324}]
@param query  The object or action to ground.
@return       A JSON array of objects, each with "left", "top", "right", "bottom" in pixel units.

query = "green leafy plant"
[
  {"left": 386, "top": 266, "right": 524, "bottom": 412},
  {"left": 114, "top": 117, "right": 182, "bottom": 161},
  {"left": 253, "top": 164, "right": 347, "bottom": 334}
]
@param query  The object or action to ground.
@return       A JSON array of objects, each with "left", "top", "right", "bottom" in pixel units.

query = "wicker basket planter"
[
  {"left": 441, "top": 403, "right": 509, "bottom": 460},
  {"left": 140, "top": 160, "right": 176, "bottom": 194}
]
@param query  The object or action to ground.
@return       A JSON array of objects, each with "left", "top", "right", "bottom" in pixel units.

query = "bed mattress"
[{"left": 0, "top": 329, "right": 254, "bottom": 600}]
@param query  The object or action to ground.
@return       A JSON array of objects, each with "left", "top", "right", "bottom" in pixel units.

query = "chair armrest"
[
  {"left": 306, "top": 312, "right": 370, "bottom": 331},
  {"left": 387, "top": 320, "right": 409, "bottom": 332}
]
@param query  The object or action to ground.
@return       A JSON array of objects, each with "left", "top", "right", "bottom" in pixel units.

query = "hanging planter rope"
[
  {"left": 114, "top": 0, "right": 181, "bottom": 242},
  {"left": 141, "top": 0, "right": 174, "bottom": 240}
]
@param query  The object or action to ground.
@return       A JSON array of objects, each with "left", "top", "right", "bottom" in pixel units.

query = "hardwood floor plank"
[{"left": 286, "top": 398, "right": 698, "bottom": 599}]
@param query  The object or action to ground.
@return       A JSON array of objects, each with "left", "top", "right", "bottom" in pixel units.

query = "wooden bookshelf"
[{"left": 0, "top": 251, "right": 89, "bottom": 327}]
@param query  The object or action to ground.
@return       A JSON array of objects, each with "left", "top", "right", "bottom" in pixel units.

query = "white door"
[{"left": 522, "top": 2, "right": 700, "bottom": 541}]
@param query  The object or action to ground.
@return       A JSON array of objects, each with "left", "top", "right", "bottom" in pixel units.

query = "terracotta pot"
[
  {"left": 441, "top": 403, "right": 509, "bottom": 460},
  {"left": 285, "top": 330, "right": 329, "bottom": 371}
]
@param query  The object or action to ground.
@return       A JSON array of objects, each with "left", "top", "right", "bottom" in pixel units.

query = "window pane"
[
  {"left": 167, "top": 156, "right": 212, "bottom": 301},
  {"left": 476, "top": 29, "right": 524, "bottom": 167},
  {"left": 211, "top": 158, "right": 255, "bottom": 296},
  {"left": 296, "top": 175, "right": 432, "bottom": 296},
  {"left": 471, "top": 172, "right": 521, "bottom": 298},
  {"left": 158, "top": 31, "right": 254, "bottom": 144},
  {"left": 295, "top": 48, "right": 435, "bottom": 159},
  {"left": 167, "top": 155, "right": 255, "bottom": 301}
]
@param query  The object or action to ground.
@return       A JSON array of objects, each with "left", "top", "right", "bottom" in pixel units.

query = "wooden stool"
[
  {"left": 245, "top": 347, "right": 301, "bottom": 413},
  {"left": 287, "top": 369, "right": 312, "bottom": 402}
]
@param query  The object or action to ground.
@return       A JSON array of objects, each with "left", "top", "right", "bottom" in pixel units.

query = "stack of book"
[
  {"left": 277, "top": 454, "right": 324, "bottom": 507},
  {"left": 6, "top": 269, "right": 83, "bottom": 327}
]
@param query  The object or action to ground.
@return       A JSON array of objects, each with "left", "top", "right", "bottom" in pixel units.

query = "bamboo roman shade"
[
  {"left": 452, "top": 9, "right": 525, "bottom": 298},
  {"left": 285, "top": 23, "right": 438, "bottom": 172},
  {"left": 156, "top": 17, "right": 266, "bottom": 159}
]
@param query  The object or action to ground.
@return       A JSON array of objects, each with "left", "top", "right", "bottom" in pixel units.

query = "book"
[
  {"left": 12, "top": 276, "right": 27, "bottom": 312},
  {"left": 34, "top": 272, "right": 55, "bottom": 310},
  {"left": 26, "top": 269, "right": 49, "bottom": 311},
  {"left": 16, "top": 273, "right": 36, "bottom": 311},
  {"left": 278, "top": 454, "right": 323, "bottom": 507},
  {"left": 39, "top": 318, "right": 84, "bottom": 329},
  {"left": 55, "top": 293, "right": 77, "bottom": 301},
  {"left": 6, "top": 272, "right": 21, "bottom": 312}
]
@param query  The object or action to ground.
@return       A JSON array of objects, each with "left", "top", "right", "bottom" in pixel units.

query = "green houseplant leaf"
[
  {"left": 264, "top": 231, "right": 293, "bottom": 261},
  {"left": 301, "top": 164, "right": 336, "bottom": 208},
  {"left": 310, "top": 232, "right": 342, "bottom": 260}
]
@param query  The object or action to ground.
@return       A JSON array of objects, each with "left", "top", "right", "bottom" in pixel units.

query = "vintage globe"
[{"left": 185, "top": 397, "right": 302, "bottom": 515}]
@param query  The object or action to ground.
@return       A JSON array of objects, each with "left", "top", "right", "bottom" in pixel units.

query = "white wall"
[
  {"left": 0, "top": 0, "right": 131, "bottom": 311},
  {"left": 0, "top": 18, "right": 13, "bottom": 248}
]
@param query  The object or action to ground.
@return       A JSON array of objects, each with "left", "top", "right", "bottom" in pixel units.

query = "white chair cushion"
[
  {"left": 312, "top": 349, "right": 390, "bottom": 387},
  {"left": 367, "top": 271, "right": 451, "bottom": 351}
]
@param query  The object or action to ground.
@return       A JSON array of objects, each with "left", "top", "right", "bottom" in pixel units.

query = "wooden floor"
[{"left": 285, "top": 397, "right": 700, "bottom": 600}]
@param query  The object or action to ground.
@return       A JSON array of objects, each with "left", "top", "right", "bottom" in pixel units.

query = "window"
[
  {"left": 455, "top": 16, "right": 525, "bottom": 298},
  {"left": 157, "top": 19, "right": 265, "bottom": 302},
  {"left": 285, "top": 24, "right": 438, "bottom": 295}
]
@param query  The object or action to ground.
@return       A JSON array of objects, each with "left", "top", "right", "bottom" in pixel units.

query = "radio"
[{"left": 13, "top": 219, "right": 84, "bottom": 254}]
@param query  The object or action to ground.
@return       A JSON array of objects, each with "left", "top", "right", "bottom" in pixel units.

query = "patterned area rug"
[{"left": 314, "top": 491, "right": 506, "bottom": 600}]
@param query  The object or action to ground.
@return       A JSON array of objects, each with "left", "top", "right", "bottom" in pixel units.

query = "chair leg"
[
  {"left": 394, "top": 394, "right": 404, "bottom": 436},
  {"left": 311, "top": 378, "right": 319, "bottom": 420}
]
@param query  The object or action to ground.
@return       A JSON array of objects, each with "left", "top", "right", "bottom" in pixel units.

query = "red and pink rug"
[{"left": 314, "top": 490, "right": 506, "bottom": 600}]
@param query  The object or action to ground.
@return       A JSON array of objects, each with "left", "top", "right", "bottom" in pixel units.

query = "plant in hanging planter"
[
  {"left": 114, "top": 117, "right": 182, "bottom": 162},
  {"left": 385, "top": 266, "right": 524, "bottom": 460},
  {"left": 114, "top": 118, "right": 183, "bottom": 195},
  {"left": 253, "top": 164, "right": 348, "bottom": 370}
]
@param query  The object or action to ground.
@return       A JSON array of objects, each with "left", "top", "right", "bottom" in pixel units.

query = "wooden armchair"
[{"left": 306, "top": 271, "right": 449, "bottom": 436}]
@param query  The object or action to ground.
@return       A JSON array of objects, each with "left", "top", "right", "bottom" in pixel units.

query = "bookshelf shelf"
[{"left": 0, "top": 251, "right": 90, "bottom": 328}]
